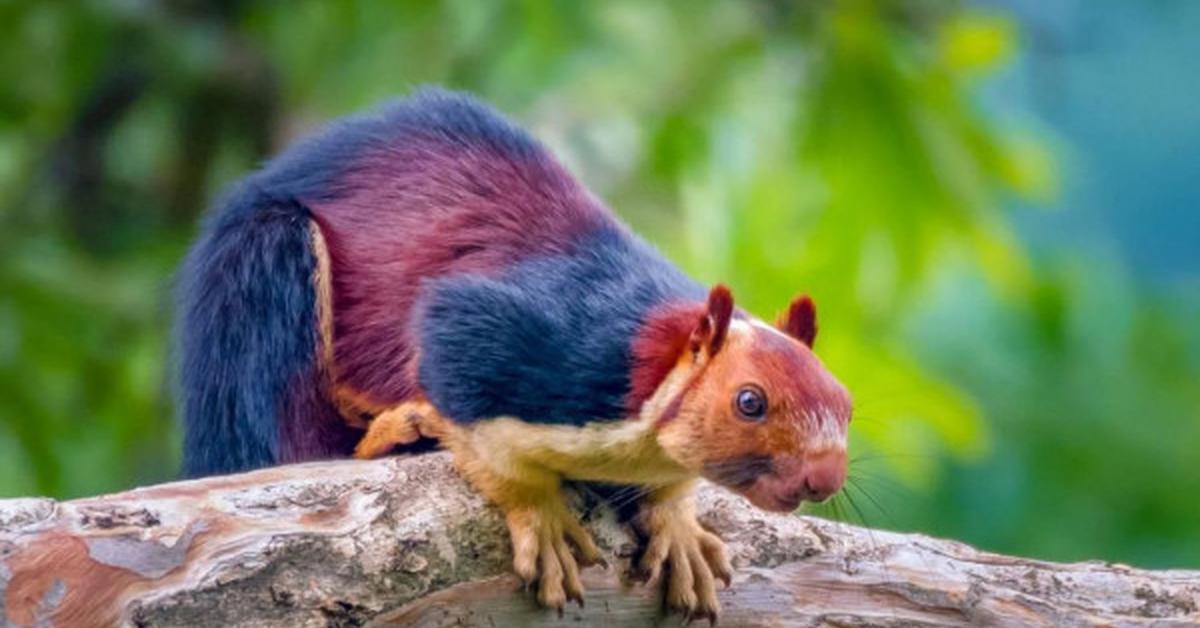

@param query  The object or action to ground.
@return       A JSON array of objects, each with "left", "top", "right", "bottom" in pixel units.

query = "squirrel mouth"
[
  {"left": 701, "top": 455, "right": 773, "bottom": 490},
  {"left": 738, "top": 478, "right": 807, "bottom": 512},
  {"left": 702, "top": 456, "right": 804, "bottom": 512},
  {"left": 703, "top": 454, "right": 844, "bottom": 513}
]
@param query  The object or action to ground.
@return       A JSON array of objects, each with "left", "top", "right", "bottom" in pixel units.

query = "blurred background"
[{"left": 1, "top": 1, "right": 1197, "bottom": 569}]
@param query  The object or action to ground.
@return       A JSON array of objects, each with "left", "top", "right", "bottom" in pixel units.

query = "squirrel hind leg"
[{"left": 353, "top": 401, "right": 444, "bottom": 459}]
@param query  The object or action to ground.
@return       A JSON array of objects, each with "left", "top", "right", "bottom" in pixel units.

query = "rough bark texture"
[{"left": 1, "top": 453, "right": 1197, "bottom": 627}]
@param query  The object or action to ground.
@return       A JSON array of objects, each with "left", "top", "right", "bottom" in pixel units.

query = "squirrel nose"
[
  {"left": 797, "top": 450, "right": 847, "bottom": 503},
  {"left": 799, "top": 476, "right": 837, "bottom": 503}
]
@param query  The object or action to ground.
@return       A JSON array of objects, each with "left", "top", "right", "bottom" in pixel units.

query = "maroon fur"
[
  {"left": 748, "top": 327, "right": 851, "bottom": 429},
  {"left": 627, "top": 289, "right": 845, "bottom": 431},
  {"left": 689, "top": 285, "right": 734, "bottom": 356},
  {"left": 778, "top": 295, "right": 817, "bottom": 347},
  {"left": 626, "top": 301, "right": 705, "bottom": 415},
  {"left": 626, "top": 286, "right": 741, "bottom": 417},
  {"left": 277, "top": 367, "right": 362, "bottom": 463},
  {"left": 308, "top": 139, "right": 618, "bottom": 406}
]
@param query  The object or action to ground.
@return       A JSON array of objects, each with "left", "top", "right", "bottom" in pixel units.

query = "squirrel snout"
[
  {"left": 737, "top": 448, "right": 847, "bottom": 512},
  {"left": 783, "top": 449, "right": 847, "bottom": 505}
]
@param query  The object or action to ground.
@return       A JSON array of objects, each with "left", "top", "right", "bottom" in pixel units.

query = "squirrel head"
[{"left": 633, "top": 285, "right": 851, "bottom": 512}]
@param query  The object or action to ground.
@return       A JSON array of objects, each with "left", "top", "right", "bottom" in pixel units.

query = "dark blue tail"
[{"left": 175, "top": 186, "right": 354, "bottom": 477}]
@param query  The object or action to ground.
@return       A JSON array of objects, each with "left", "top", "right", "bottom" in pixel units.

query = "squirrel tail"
[{"left": 175, "top": 188, "right": 357, "bottom": 477}]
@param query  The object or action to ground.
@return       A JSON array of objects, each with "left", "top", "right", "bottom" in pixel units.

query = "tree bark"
[{"left": 0, "top": 453, "right": 1196, "bottom": 627}]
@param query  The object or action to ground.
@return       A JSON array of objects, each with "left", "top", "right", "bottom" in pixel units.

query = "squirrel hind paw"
[{"left": 352, "top": 402, "right": 434, "bottom": 459}]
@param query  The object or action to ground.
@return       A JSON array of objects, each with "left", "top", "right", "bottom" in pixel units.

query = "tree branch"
[{"left": 1, "top": 453, "right": 1196, "bottom": 626}]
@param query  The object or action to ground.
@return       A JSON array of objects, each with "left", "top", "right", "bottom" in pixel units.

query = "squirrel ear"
[
  {"left": 778, "top": 294, "right": 817, "bottom": 347},
  {"left": 689, "top": 284, "right": 735, "bottom": 358}
]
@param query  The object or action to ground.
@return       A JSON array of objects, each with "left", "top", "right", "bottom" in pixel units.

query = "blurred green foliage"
[{"left": 0, "top": 1, "right": 1196, "bottom": 568}]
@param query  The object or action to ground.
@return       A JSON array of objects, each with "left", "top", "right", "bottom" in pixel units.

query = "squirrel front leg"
[
  {"left": 438, "top": 425, "right": 604, "bottom": 611},
  {"left": 634, "top": 481, "right": 732, "bottom": 623},
  {"left": 355, "top": 406, "right": 602, "bottom": 608}
]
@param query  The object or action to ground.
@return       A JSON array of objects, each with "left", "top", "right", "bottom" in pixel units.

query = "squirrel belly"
[{"left": 439, "top": 416, "right": 692, "bottom": 487}]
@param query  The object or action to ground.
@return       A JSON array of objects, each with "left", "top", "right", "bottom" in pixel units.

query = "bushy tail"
[{"left": 175, "top": 190, "right": 355, "bottom": 477}]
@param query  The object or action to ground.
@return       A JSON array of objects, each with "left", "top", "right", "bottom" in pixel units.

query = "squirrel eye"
[{"left": 733, "top": 386, "right": 767, "bottom": 421}]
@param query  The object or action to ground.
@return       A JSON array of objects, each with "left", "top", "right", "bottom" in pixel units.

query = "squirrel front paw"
[
  {"left": 505, "top": 503, "right": 604, "bottom": 611},
  {"left": 635, "top": 506, "right": 732, "bottom": 623}
]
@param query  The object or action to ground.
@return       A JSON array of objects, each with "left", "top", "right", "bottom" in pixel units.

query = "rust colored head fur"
[{"left": 637, "top": 286, "right": 851, "bottom": 512}]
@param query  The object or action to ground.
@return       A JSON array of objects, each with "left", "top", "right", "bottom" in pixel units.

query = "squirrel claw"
[
  {"left": 678, "top": 608, "right": 717, "bottom": 627},
  {"left": 624, "top": 565, "right": 645, "bottom": 584},
  {"left": 583, "top": 554, "right": 609, "bottom": 570}
]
